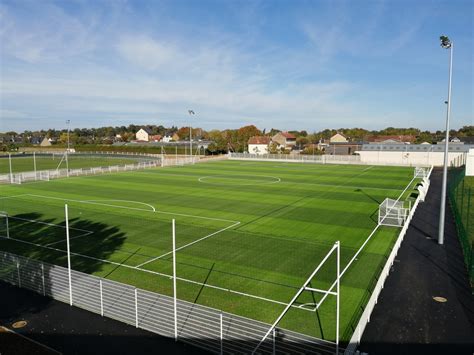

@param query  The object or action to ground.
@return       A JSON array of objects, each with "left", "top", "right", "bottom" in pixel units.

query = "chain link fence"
[{"left": 448, "top": 168, "right": 473, "bottom": 289}]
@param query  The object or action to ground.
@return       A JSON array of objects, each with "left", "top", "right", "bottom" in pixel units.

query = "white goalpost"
[
  {"left": 378, "top": 198, "right": 409, "bottom": 227},
  {"left": 414, "top": 166, "right": 430, "bottom": 179}
]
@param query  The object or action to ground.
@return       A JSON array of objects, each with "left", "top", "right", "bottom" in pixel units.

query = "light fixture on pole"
[
  {"left": 188, "top": 110, "right": 195, "bottom": 157},
  {"left": 438, "top": 35, "right": 453, "bottom": 245}
]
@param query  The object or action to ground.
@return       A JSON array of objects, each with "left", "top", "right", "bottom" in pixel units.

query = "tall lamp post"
[
  {"left": 438, "top": 35, "right": 453, "bottom": 245},
  {"left": 66, "top": 119, "right": 71, "bottom": 176},
  {"left": 188, "top": 110, "right": 195, "bottom": 157}
]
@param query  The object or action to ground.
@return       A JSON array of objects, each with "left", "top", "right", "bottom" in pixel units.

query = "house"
[
  {"left": 272, "top": 132, "right": 296, "bottom": 149},
  {"left": 248, "top": 136, "right": 271, "bottom": 155},
  {"left": 30, "top": 137, "right": 42, "bottom": 145},
  {"left": 162, "top": 133, "right": 180, "bottom": 143},
  {"left": 136, "top": 128, "right": 153, "bottom": 141},
  {"left": 40, "top": 137, "right": 52, "bottom": 147},
  {"left": 329, "top": 133, "right": 348, "bottom": 143},
  {"left": 149, "top": 135, "right": 162, "bottom": 142}
]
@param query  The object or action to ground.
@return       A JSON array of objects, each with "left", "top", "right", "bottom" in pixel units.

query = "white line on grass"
[
  {"left": 135, "top": 220, "right": 241, "bottom": 268},
  {"left": 23, "top": 194, "right": 239, "bottom": 224},
  {"left": 81, "top": 199, "right": 156, "bottom": 212},
  {"left": 198, "top": 175, "right": 281, "bottom": 186},
  {"left": 0, "top": 235, "right": 313, "bottom": 312}
]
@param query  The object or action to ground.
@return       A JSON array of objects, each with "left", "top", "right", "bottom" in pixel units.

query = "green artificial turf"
[
  {"left": 0, "top": 159, "right": 419, "bottom": 343},
  {"left": 0, "top": 154, "right": 148, "bottom": 174}
]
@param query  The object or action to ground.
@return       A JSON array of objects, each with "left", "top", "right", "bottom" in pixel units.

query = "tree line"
[{"left": 1, "top": 124, "right": 472, "bottom": 153}]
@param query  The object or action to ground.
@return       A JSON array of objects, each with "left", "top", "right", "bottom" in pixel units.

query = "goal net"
[
  {"left": 378, "top": 198, "right": 408, "bottom": 227},
  {"left": 10, "top": 175, "right": 22, "bottom": 185},
  {"left": 414, "top": 167, "right": 429, "bottom": 179},
  {"left": 39, "top": 171, "right": 50, "bottom": 181}
]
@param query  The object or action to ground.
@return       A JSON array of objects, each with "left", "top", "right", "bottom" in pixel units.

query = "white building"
[
  {"left": 248, "top": 136, "right": 271, "bottom": 155},
  {"left": 136, "top": 128, "right": 153, "bottom": 141}
]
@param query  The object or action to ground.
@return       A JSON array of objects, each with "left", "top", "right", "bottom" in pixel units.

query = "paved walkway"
[
  {"left": 359, "top": 169, "right": 474, "bottom": 354},
  {"left": 0, "top": 281, "right": 209, "bottom": 355}
]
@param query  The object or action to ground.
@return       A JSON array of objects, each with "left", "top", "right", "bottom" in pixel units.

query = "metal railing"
[
  {"left": 0, "top": 251, "right": 338, "bottom": 354},
  {"left": 229, "top": 153, "right": 361, "bottom": 164}
]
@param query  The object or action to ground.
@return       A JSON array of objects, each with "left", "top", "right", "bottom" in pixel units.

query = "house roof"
[
  {"left": 150, "top": 134, "right": 162, "bottom": 140},
  {"left": 140, "top": 127, "right": 153, "bottom": 134},
  {"left": 366, "top": 135, "right": 416, "bottom": 143},
  {"left": 248, "top": 136, "right": 271, "bottom": 145},
  {"left": 280, "top": 132, "right": 296, "bottom": 139}
]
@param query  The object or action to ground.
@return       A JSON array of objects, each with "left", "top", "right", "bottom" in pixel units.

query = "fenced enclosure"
[
  {"left": 448, "top": 168, "right": 473, "bottom": 289},
  {"left": 0, "top": 251, "right": 339, "bottom": 354},
  {"left": 0, "top": 160, "right": 428, "bottom": 353},
  {"left": 0, "top": 151, "right": 203, "bottom": 184}
]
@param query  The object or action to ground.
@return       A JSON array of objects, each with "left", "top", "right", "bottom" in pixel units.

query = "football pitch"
[
  {"left": 0, "top": 153, "right": 150, "bottom": 174},
  {"left": 0, "top": 159, "right": 419, "bottom": 343}
]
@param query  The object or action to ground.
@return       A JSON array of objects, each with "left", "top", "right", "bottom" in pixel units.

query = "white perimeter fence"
[
  {"left": 229, "top": 153, "right": 362, "bottom": 165},
  {"left": 0, "top": 251, "right": 338, "bottom": 355},
  {"left": 344, "top": 166, "right": 434, "bottom": 354},
  {"left": 0, "top": 160, "right": 161, "bottom": 185},
  {"left": 0, "top": 152, "right": 203, "bottom": 184}
]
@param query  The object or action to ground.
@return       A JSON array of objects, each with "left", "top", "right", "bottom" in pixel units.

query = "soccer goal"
[
  {"left": 378, "top": 198, "right": 408, "bottom": 227},
  {"left": 414, "top": 166, "right": 429, "bottom": 179},
  {"left": 10, "top": 174, "right": 22, "bottom": 185},
  {"left": 38, "top": 171, "right": 50, "bottom": 181},
  {"left": 0, "top": 211, "right": 9, "bottom": 238}
]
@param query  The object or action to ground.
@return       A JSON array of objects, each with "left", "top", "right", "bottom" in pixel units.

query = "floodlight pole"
[
  {"left": 8, "top": 153, "right": 13, "bottom": 183},
  {"left": 438, "top": 36, "right": 453, "bottom": 245},
  {"left": 65, "top": 204, "right": 73, "bottom": 305},
  {"left": 66, "top": 120, "right": 70, "bottom": 177},
  {"left": 188, "top": 110, "right": 195, "bottom": 158},
  {"left": 33, "top": 152, "right": 37, "bottom": 179},
  {"left": 172, "top": 218, "right": 178, "bottom": 341}
]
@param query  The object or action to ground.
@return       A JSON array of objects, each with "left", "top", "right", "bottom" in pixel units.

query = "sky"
[{"left": 0, "top": 0, "right": 472, "bottom": 133}]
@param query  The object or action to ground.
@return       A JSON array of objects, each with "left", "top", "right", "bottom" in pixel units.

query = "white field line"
[
  {"left": 135, "top": 220, "right": 241, "bottom": 268},
  {"left": 81, "top": 199, "right": 156, "bottom": 212},
  {"left": 23, "top": 194, "right": 239, "bottom": 224},
  {"left": 0, "top": 235, "right": 313, "bottom": 312},
  {"left": 140, "top": 170, "right": 403, "bottom": 192},
  {"left": 7, "top": 215, "right": 93, "bottom": 243},
  {"left": 198, "top": 175, "right": 281, "bottom": 186}
]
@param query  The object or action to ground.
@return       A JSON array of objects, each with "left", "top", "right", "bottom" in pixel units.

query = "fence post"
[
  {"left": 272, "top": 328, "right": 276, "bottom": 355},
  {"left": 16, "top": 261, "right": 21, "bottom": 287},
  {"left": 41, "top": 263, "right": 46, "bottom": 296},
  {"left": 172, "top": 219, "right": 178, "bottom": 341},
  {"left": 461, "top": 178, "right": 465, "bottom": 220},
  {"left": 135, "top": 288, "right": 139, "bottom": 328},
  {"left": 65, "top": 204, "right": 73, "bottom": 306},
  {"left": 336, "top": 240, "right": 340, "bottom": 355},
  {"left": 466, "top": 187, "right": 471, "bottom": 237},
  {"left": 100, "top": 279, "right": 104, "bottom": 316},
  {"left": 220, "top": 312, "right": 223, "bottom": 355}
]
